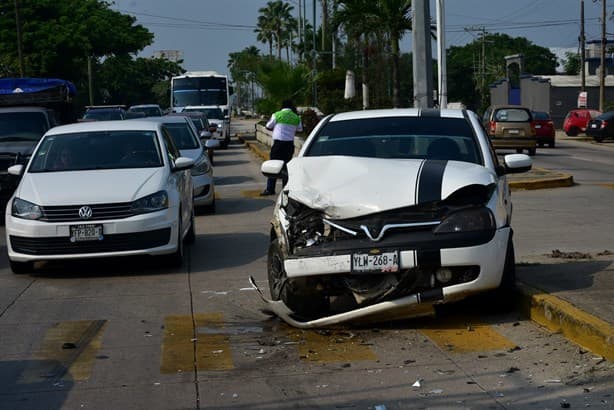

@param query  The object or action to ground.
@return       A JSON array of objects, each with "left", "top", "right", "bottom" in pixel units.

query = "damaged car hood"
[{"left": 285, "top": 156, "right": 496, "bottom": 219}]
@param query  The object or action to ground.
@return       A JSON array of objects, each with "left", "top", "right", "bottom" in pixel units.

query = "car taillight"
[
  {"left": 489, "top": 120, "right": 496, "bottom": 134},
  {"left": 547, "top": 121, "right": 554, "bottom": 127},
  {"left": 601, "top": 120, "right": 608, "bottom": 128},
  {"left": 530, "top": 121, "right": 536, "bottom": 135}
]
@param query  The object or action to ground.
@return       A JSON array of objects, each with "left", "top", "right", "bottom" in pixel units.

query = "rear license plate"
[
  {"left": 591, "top": 123, "right": 598, "bottom": 128},
  {"left": 352, "top": 251, "right": 399, "bottom": 273},
  {"left": 535, "top": 124, "right": 542, "bottom": 129},
  {"left": 70, "top": 224, "right": 103, "bottom": 242},
  {"left": 508, "top": 129, "right": 520, "bottom": 135}
]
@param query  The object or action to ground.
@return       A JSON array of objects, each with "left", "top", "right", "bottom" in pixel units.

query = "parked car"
[
  {"left": 81, "top": 105, "right": 127, "bottom": 121},
  {"left": 259, "top": 108, "right": 532, "bottom": 322},
  {"left": 483, "top": 105, "right": 537, "bottom": 155},
  {"left": 144, "top": 116, "right": 218, "bottom": 212},
  {"left": 586, "top": 111, "right": 614, "bottom": 142},
  {"left": 128, "top": 104, "right": 163, "bottom": 117},
  {"left": 183, "top": 106, "right": 230, "bottom": 148},
  {"left": 563, "top": 109, "right": 601, "bottom": 136},
  {"left": 165, "top": 111, "right": 216, "bottom": 164},
  {"left": 532, "top": 111, "right": 555, "bottom": 148},
  {"left": 4, "top": 120, "right": 195, "bottom": 274}
]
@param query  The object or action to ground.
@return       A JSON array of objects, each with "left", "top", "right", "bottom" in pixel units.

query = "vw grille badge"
[{"left": 78, "top": 206, "right": 93, "bottom": 220}]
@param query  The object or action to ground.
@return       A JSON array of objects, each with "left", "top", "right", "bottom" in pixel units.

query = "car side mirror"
[
  {"left": 261, "top": 159, "right": 286, "bottom": 179},
  {"left": 173, "top": 156, "right": 194, "bottom": 171},
  {"left": 503, "top": 154, "right": 532, "bottom": 174},
  {"left": 8, "top": 164, "right": 24, "bottom": 176},
  {"left": 200, "top": 130, "right": 212, "bottom": 139},
  {"left": 204, "top": 139, "right": 220, "bottom": 150}
]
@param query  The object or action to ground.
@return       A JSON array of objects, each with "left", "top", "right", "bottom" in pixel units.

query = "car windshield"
[
  {"left": 532, "top": 112, "right": 550, "bottom": 120},
  {"left": 494, "top": 109, "right": 530, "bottom": 122},
  {"left": 130, "top": 107, "right": 161, "bottom": 117},
  {"left": 28, "top": 130, "right": 163, "bottom": 172},
  {"left": 305, "top": 117, "right": 482, "bottom": 164},
  {"left": 84, "top": 110, "right": 124, "bottom": 121},
  {"left": 0, "top": 111, "right": 48, "bottom": 141},
  {"left": 185, "top": 107, "right": 224, "bottom": 120},
  {"left": 163, "top": 123, "right": 199, "bottom": 149}
]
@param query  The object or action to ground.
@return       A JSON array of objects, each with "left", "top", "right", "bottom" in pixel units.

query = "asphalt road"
[{"left": 0, "top": 121, "right": 612, "bottom": 409}]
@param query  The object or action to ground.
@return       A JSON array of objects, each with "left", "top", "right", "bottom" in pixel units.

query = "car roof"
[
  {"left": 142, "top": 116, "right": 189, "bottom": 124},
  {"left": 185, "top": 105, "right": 220, "bottom": 109},
  {"left": 0, "top": 106, "right": 50, "bottom": 113},
  {"left": 46, "top": 120, "right": 162, "bottom": 135},
  {"left": 129, "top": 104, "right": 161, "bottom": 109},
  {"left": 328, "top": 108, "right": 466, "bottom": 122}
]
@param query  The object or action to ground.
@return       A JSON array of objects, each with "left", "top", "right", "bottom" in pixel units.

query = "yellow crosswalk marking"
[
  {"left": 161, "top": 313, "right": 234, "bottom": 374},
  {"left": 419, "top": 317, "right": 516, "bottom": 353},
  {"left": 18, "top": 320, "right": 107, "bottom": 384},
  {"left": 288, "top": 328, "right": 377, "bottom": 363}
]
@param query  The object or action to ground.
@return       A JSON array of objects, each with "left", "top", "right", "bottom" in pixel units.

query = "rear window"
[
  {"left": 304, "top": 117, "right": 482, "bottom": 164},
  {"left": 596, "top": 112, "right": 614, "bottom": 120},
  {"left": 494, "top": 108, "right": 531, "bottom": 122},
  {"left": 163, "top": 123, "right": 199, "bottom": 149},
  {"left": 0, "top": 111, "right": 48, "bottom": 141},
  {"left": 532, "top": 112, "right": 550, "bottom": 120}
]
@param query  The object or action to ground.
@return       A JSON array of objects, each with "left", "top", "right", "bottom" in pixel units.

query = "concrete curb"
[
  {"left": 515, "top": 283, "right": 614, "bottom": 360},
  {"left": 508, "top": 168, "right": 575, "bottom": 191}
]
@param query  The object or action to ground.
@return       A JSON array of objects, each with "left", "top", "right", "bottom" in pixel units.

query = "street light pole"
[
  {"left": 312, "top": 0, "right": 317, "bottom": 107},
  {"left": 14, "top": 0, "right": 25, "bottom": 77},
  {"left": 436, "top": 0, "right": 447, "bottom": 108},
  {"left": 599, "top": 0, "right": 606, "bottom": 112}
]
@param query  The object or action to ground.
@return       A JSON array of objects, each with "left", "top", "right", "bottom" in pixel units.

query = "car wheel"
[
  {"left": 9, "top": 260, "right": 33, "bottom": 274},
  {"left": 548, "top": 139, "right": 555, "bottom": 148},
  {"left": 185, "top": 208, "right": 196, "bottom": 245},
  {"left": 516, "top": 148, "right": 523, "bottom": 154},
  {"left": 567, "top": 127, "right": 579, "bottom": 136},
  {"left": 594, "top": 137, "right": 604, "bottom": 143},
  {"left": 197, "top": 197, "right": 216, "bottom": 214},
  {"left": 528, "top": 148, "right": 536, "bottom": 156},
  {"left": 479, "top": 236, "right": 516, "bottom": 312},
  {"left": 267, "top": 238, "right": 328, "bottom": 318},
  {"left": 207, "top": 149, "right": 215, "bottom": 166}
]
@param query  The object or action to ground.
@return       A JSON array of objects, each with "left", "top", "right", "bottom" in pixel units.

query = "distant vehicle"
[
  {"left": 82, "top": 105, "right": 127, "bottom": 121},
  {"left": 483, "top": 105, "right": 537, "bottom": 156},
  {"left": 4, "top": 119, "right": 195, "bottom": 274},
  {"left": 183, "top": 106, "right": 230, "bottom": 148},
  {"left": 586, "top": 111, "right": 614, "bottom": 142},
  {"left": 128, "top": 104, "right": 163, "bottom": 117},
  {"left": 143, "top": 116, "right": 218, "bottom": 212},
  {"left": 165, "top": 111, "right": 217, "bottom": 164},
  {"left": 563, "top": 109, "right": 602, "bottom": 136},
  {"left": 0, "top": 77, "right": 76, "bottom": 206},
  {"left": 532, "top": 111, "right": 555, "bottom": 148},
  {"left": 170, "top": 71, "right": 233, "bottom": 122}
]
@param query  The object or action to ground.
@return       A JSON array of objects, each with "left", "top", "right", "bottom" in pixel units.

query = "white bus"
[{"left": 170, "top": 71, "right": 232, "bottom": 118}]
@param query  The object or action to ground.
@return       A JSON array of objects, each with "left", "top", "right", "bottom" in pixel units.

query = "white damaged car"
[{"left": 258, "top": 108, "right": 532, "bottom": 325}]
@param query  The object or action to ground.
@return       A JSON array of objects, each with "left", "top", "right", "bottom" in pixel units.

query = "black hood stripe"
[{"left": 417, "top": 160, "right": 447, "bottom": 204}]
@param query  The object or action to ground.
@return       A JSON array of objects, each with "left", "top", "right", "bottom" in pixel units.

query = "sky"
[{"left": 111, "top": 0, "right": 609, "bottom": 77}]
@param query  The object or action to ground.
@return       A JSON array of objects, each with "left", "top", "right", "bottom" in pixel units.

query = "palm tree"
[
  {"left": 257, "top": 1, "right": 295, "bottom": 61},
  {"left": 375, "top": 0, "right": 412, "bottom": 107}
]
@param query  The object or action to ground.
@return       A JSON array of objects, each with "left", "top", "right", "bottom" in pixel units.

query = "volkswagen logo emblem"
[{"left": 78, "top": 206, "right": 93, "bottom": 220}]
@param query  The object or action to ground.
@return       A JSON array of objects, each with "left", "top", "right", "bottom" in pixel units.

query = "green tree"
[
  {"left": 228, "top": 46, "right": 262, "bottom": 111},
  {"left": 562, "top": 51, "right": 581, "bottom": 75},
  {"left": 256, "top": 1, "right": 295, "bottom": 61},
  {"left": 255, "top": 59, "right": 310, "bottom": 114}
]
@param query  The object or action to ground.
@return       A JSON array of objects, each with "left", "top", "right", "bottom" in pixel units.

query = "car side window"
[{"left": 161, "top": 127, "right": 181, "bottom": 164}]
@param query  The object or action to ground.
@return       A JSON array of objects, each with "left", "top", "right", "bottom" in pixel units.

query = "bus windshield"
[{"left": 172, "top": 77, "right": 228, "bottom": 107}]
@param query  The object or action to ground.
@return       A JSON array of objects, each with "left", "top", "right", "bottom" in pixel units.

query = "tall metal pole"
[
  {"left": 599, "top": 0, "right": 606, "bottom": 112},
  {"left": 298, "top": 0, "right": 302, "bottom": 62},
  {"left": 580, "top": 0, "right": 586, "bottom": 91},
  {"left": 412, "top": 0, "right": 433, "bottom": 108},
  {"left": 14, "top": 0, "right": 25, "bottom": 77},
  {"left": 436, "top": 0, "right": 447, "bottom": 108},
  {"left": 312, "top": 0, "right": 317, "bottom": 107}
]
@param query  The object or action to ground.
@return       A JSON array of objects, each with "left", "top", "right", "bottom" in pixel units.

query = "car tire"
[
  {"left": 516, "top": 148, "right": 523, "bottom": 154},
  {"left": 528, "top": 148, "right": 536, "bottom": 156},
  {"left": 594, "top": 137, "right": 604, "bottom": 143},
  {"left": 9, "top": 260, "right": 33, "bottom": 274},
  {"left": 566, "top": 127, "right": 579, "bottom": 136},
  {"left": 548, "top": 140, "right": 555, "bottom": 148},
  {"left": 198, "top": 197, "right": 216, "bottom": 214},
  {"left": 267, "top": 238, "right": 328, "bottom": 318},
  {"left": 482, "top": 236, "right": 516, "bottom": 312}
]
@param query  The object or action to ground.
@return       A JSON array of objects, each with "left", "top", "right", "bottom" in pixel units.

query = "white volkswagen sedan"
[
  {"left": 5, "top": 120, "right": 195, "bottom": 274},
  {"left": 260, "top": 108, "right": 533, "bottom": 323}
]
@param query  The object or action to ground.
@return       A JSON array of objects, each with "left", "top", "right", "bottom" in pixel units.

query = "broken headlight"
[{"left": 434, "top": 207, "right": 495, "bottom": 234}]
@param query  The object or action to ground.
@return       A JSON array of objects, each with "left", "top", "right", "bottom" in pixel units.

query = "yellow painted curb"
[{"left": 516, "top": 283, "right": 614, "bottom": 361}]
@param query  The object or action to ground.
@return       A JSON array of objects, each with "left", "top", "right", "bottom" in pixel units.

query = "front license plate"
[
  {"left": 70, "top": 224, "right": 103, "bottom": 242},
  {"left": 352, "top": 251, "right": 399, "bottom": 273},
  {"left": 508, "top": 129, "right": 520, "bottom": 134}
]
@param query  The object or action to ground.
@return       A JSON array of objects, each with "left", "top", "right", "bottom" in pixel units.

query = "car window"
[
  {"left": 161, "top": 127, "right": 181, "bottom": 164},
  {"left": 28, "top": 131, "right": 163, "bottom": 172},
  {"left": 494, "top": 109, "right": 531, "bottom": 122},
  {"left": 304, "top": 117, "right": 482, "bottom": 164},
  {"left": 532, "top": 112, "right": 550, "bottom": 120},
  {"left": 84, "top": 110, "right": 125, "bottom": 121},
  {"left": 163, "top": 122, "right": 200, "bottom": 149},
  {"left": 0, "top": 111, "right": 48, "bottom": 141}
]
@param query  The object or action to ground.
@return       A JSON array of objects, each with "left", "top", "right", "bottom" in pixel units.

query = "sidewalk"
[{"left": 236, "top": 131, "right": 613, "bottom": 360}]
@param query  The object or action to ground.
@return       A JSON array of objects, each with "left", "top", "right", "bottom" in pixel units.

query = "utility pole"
[
  {"left": 580, "top": 0, "right": 586, "bottom": 91},
  {"left": 464, "top": 26, "right": 487, "bottom": 107},
  {"left": 436, "top": 0, "right": 447, "bottom": 108},
  {"left": 599, "top": 0, "right": 606, "bottom": 112},
  {"left": 298, "top": 0, "right": 302, "bottom": 62},
  {"left": 412, "top": 0, "right": 433, "bottom": 108},
  {"left": 312, "top": 0, "right": 317, "bottom": 107},
  {"left": 14, "top": 0, "right": 25, "bottom": 77}
]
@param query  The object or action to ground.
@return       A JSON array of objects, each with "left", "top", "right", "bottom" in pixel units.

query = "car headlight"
[
  {"left": 12, "top": 198, "right": 43, "bottom": 220},
  {"left": 434, "top": 207, "right": 495, "bottom": 234},
  {"left": 131, "top": 191, "right": 168, "bottom": 214},
  {"left": 191, "top": 154, "right": 211, "bottom": 176}
]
